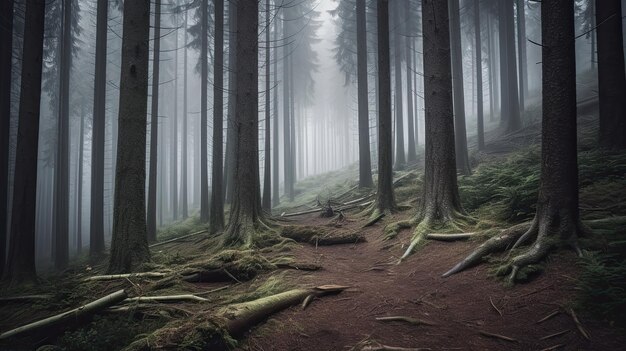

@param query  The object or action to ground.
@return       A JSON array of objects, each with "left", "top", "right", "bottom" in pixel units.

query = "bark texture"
[
  {"left": 596, "top": 0, "right": 626, "bottom": 149},
  {"left": 498, "top": 0, "right": 521, "bottom": 132},
  {"left": 147, "top": 0, "right": 161, "bottom": 242},
  {"left": 200, "top": 0, "right": 209, "bottom": 222},
  {"left": 3, "top": 0, "right": 46, "bottom": 284},
  {"left": 262, "top": 0, "right": 273, "bottom": 210},
  {"left": 474, "top": 0, "right": 484, "bottom": 150},
  {"left": 392, "top": 1, "right": 405, "bottom": 170},
  {"left": 108, "top": 0, "right": 151, "bottom": 273},
  {"left": 357, "top": 0, "right": 374, "bottom": 187},
  {"left": 210, "top": 0, "right": 225, "bottom": 233}
]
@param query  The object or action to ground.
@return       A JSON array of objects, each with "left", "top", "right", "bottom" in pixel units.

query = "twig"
[
  {"left": 477, "top": 330, "right": 518, "bottom": 343},
  {"left": 301, "top": 294, "right": 315, "bottom": 310},
  {"left": 566, "top": 308, "right": 590, "bottom": 340},
  {"left": 489, "top": 297, "right": 503, "bottom": 317},
  {"left": 122, "top": 294, "right": 208, "bottom": 304},
  {"left": 196, "top": 285, "right": 231, "bottom": 296},
  {"left": 537, "top": 310, "right": 560, "bottom": 324},
  {"left": 84, "top": 272, "right": 168, "bottom": 282},
  {"left": 538, "top": 344, "right": 564, "bottom": 351},
  {"left": 375, "top": 316, "right": 436, "bottom": 326},
  {"left": 223, "top": 268, "right": 243, "bottom": 284},
  {"left": 539, "top": 329, "right": 570, "bottom": 341}
]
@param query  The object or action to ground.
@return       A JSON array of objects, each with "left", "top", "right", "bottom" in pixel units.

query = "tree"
[
  {"left": 210, "top": 0, "right": 225, "bottom": 233},
  {"left": 0, "top": 0, "right": 14, "bottom": 276},
  {"left": 147, "top": 0, "right": 162, "bottom": 242},
  {"left": 445, "top": 0, "right": 583, "bottom": 282},
  {"left": 356, "top": 0, "right": 374, "bottom": 187},
  {"left": 170, "top": 2, "right": 179, "bottom": 221},
  {"left": 405, "top": 0, "right": 417, "bottom": 163},
  {"left": 283, "top": 7, "right": 294, "bottom": 202},
  {"left": 3, "top": 0, "right": 46, "bottom": 284},
  {"left": 475, "top": 0, "right": 485, "bottom": 150},
  {"left": 371, "top": 0, "right": 396, "bottom": 216},
  {"left": 223, "top": 3, "right": 237, "bottom": 204},
  {"left": 596, "top": 0, "right": 626, "bottom": 149},
  {"left": 199, "top": 0, "right": 209, "bottom": 222},
  {"left": 449, "top": 0, "right": 471, "bottom": 175},
  {"left": 181, "top": 8, "right": 189, "bottom": 219},
  {"left": 498, "top": 0, "right": 521, "bottom": 132},
  {"left": 272, "top": 16, "right": 280, "bottom": 207},
  {"left": 262, "top": 0, "right": 273, "bottom": 209},
  {"left": 222, "top": 0, "right": 263, "bottom": 246},
  {"left": 516, "top": 0, "right": 528, "bottom": 111},
  {"left": 108, "top": 0, "right": 151, "bottom": 274},
  {"left": 90, "top": 0, "right": 108, "bottom": 258},
  {"left": 393, "top": 0, "right": 468, "bottom": 260},
  {"left": 392, "top": 1, "right": 405, "bottom": 170}
]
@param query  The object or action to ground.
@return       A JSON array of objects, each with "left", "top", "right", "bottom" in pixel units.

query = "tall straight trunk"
[
  {"left": 596, "top": 0, "right": 626, "bottom": 149},
  {"left": 210, "top": 0, "right": 225, "bottom": 233},
  {"left": 76, "top": 104, "right": 84, "bottom": 253},
  {"left": 54, "top": 0, "right": 72, "bottom": 270},
  {"left": 0, "top": 0, "right": 14, "bottom": 276},
  {"left": 223, "top": 0, "right": 261, "bottom": 246},
  {"left": 516, "top": 0, "right": 527, "bottom": 109},
  {"left": 474, "top": 0, "right": 484, "bottom": 150},
  {"left": 418, "top": 0, "right": 464, "bottom": 222},
  {"left": 108, "top": 0, "right": 151, "bottom": 274},
  {"left": 405, "top": 0, "right": 416, "bottom": 163},
  {"left": 223, "top": 3, "right": 237, "bottom": 203},
  {"left": 289, "top": 58, "right": 296, "bottom": 184},
  {"left": 487, "top": 14, "right": 495, "bottom": 122},
  {"left": 4, "top": 0, "right": 46, "bottom": 284},
  {"left": 90, "top": 0, "right": 107, "bottom": 257},
  {"left": 498, "top": 0, "right": 521, "bottom": 132},
  {"left": 449, "top": 0, "right": 470, "bottom": 175},
  {"left": 272, "top": 17, "right": 280, "bottom": 207},
  {"left": 374, "top": 0, "right": 396, "bottom": 214},
  {"left": 356, "top": 0, "right": 374, "bottom": 187},
  {"left": 147, "top": 0, "right": 161, "bottom": 241},
  {"left": 262, "top": 0, "right": 272, "bottom": 210},
  {"left": 283, "top": 14, "right": 293, "bottom": 201},
  {"left": 393, "top": 1, "right": 405, "bottom": 170},
  {"left": 170, "top": 6, "right": 179, "bottom": 221},
  {"left": 181, "top": 9, "right": 188, "bottom": 219},
  {"left": 199, "top": 0, "right": 209, "bottom": 222},
  {"left": 590, "top": 0, "right": 596, "bottom": 70}
]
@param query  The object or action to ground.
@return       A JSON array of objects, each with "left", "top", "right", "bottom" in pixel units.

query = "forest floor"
[{"left": 1, "top": 102, "right": 626, "bottom": 351}]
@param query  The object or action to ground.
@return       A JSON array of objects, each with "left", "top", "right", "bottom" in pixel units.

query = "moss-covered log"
[{"left": 281, "top": 226, "right": 365, "bottom": 245}]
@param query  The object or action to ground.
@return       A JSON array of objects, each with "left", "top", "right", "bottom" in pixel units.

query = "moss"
[
  {"left": 183, "top": 250, "right": 276, "bottom": 282},
  {"left": 157, "top": 215, "right": 206, "bottom": 242},
  {"left": 226, "top": 273, "right": 291, "bottom": 304}
]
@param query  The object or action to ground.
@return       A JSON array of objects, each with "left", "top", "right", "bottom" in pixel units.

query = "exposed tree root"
[
  {"left": 180, "top": 250, "right": 275, "bottom": 283},
  {"left": 363, "top": 213, "right": 386, "bottom": 228},
  {"left": 122, "top": 295, "right": 208, "bottom": 304},
  {"left": 0, "top": 289, "right": 128, "bottom": 340},
  {"left": 426, "top": 232, "right": 479, "bottom": 241},
  {"left": 123, "top": 285, "right": 348, "bottom": 350},
  {"left": 84, "top": 272, "right": 170, "bottom": 282},
  {"left": 281, "top": 226, "right": 365, "bottom": 246}
]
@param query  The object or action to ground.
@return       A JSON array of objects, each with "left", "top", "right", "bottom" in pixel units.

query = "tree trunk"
[
  {"left": 3, "top": 0, "right": 46, "bottom": 284},
  {"left": 76, "top": 104, "right": 84, "bottom": 254},
  {"left": 487, "top": 14, "right": 495, "bottom": 122},
  {"left": 374, "top": 0, "right": 396, "bottom": 215},
  {"left": 90, "top": 0, "right": 107, "bottom": 257},
  {"left": 357, "top": 0, "right": 374, "bottom": 187},
  {"left": 222, "top": 0, "right": 262, "bottom": 246},
  {"left": 0, "top": 0, "right": 14, "bottom": 276},
  {"left": 283, "top": 10, "right": 293, "bottom": 202},
  {"left": 475, "top": 0, "right": 485, "bottom": 150},
  {"left": 108, "top": 0, "right": 151, "bottom": 274},
  {"left": 516, "top": 0, "right": 527, "bottom": 111},
  {"left": 418, "top": 0, "right": 464, "bottom": 222},
  {"left": 223, "top": 2, "right": 237, "bottom": 203},
  {"left": 147, "top": 0, "right": 161, "bottom": 241},
  {"left": 590, "top": 0, "right": 596, "bottom": 70},
  {"left": 596, "top": 0, "right": 626, "bottom": 149},
  {"left": 272, "top": 16, "right": 280, "bottom": 207},
  {"left": 449, "top": 0, "right": 471, "bottom": 175},
  {"left": 498, "top": 0, "right": 521, "bottom": 132},
  {"left": 181, "top": 9, "right": 189, "bottom": 219},
  {"left": 405, "top": 0, "right": 416, "bottom": 163},
  {"left": 170, "top": 5, "right": 179, "bottom": 221},
  {"left": 54, "top": 0, "right": 73, "bottom": 270},
  {"left": 262, "top": 0, "right": 272, "bottom": 210},
  {"left": 210, "top": 0, "right": 225, "bottom": 233},
  {"left": 393, "top": 1, "right": 405, "bottom": 170},
  {"left": 200, "top": 0, "right": 209, "bottom": 222}
]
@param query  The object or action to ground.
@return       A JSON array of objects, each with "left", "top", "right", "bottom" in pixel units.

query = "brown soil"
[{"left": 239, "top": 211, "right": 625, "bottom": 351}]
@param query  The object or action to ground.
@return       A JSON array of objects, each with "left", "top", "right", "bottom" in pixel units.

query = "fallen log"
[
  {"left": 84, "top": 272, "right": 169, "bottom": 282},
  {"left": 426, "top": 233, "right": 478, "bottom": 241},
  {"left": 122, "top": 295, "right": 208, "bottom": 304},
  {"left": 281, "top": 226, "right": 365, "bottom": 246},
  {"left": 0, "top": 289, "right": 128, "bottom": 340}
]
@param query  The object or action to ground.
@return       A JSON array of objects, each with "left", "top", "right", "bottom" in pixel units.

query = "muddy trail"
[{"left": 238, "top": 211, "right": 625, "bottom": 351}]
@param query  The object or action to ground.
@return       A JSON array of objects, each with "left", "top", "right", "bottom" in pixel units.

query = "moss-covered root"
[
  {"left": 442, "top": 222, "right": 534, "bottom": 277},
  {"left": 123, "top": 285, "right": 348, "bottom": 351},
  {"left": 383, "top": 220, "right": 413, "bottom": 241},
  {"left": 281, "top": 225, "right": 365, "bottom": 245}
]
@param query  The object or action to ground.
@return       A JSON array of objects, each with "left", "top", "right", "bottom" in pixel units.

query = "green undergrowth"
[{"left": 157, "top": 214, "right": 206, "bottom": 242}]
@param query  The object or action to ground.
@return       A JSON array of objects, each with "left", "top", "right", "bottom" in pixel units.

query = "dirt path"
[{"left": 240, "top": 212, "right": 624, "bottom": 351}]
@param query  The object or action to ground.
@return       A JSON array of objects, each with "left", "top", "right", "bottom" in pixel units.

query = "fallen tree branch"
[
  {"left": 0, "top": 289, "right": 128, "bottom": 340},
  {"left": 489, "top": 297, "right": 503, "bottom": 317},
  {"left": 375, "top": 316, "right": 436, "bottom": 326},
  {"left": 84, "top": 272, "right": 169, "bottom": 282},
  {"left": 477, "top": 330, "right": 518, "bottom": 343},
  {"left": 539, "top": 329, "right": 569, "bottom": 341},
  {"left": 122, "top": 294, "right": 208, "bottom": 304},
  {"left": 149, "top": 229, "right": 208, "bottom": 248},
  {"left": 537, "top": 310, "right": 561, "bottom": 324},
  {"left": 566, "top": 308, "right": 590, "bottom": 340}
]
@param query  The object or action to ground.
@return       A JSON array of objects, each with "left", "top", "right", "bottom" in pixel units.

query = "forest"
[{"left": 1, "top": 0, "right": 626, "bottom": 350}]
